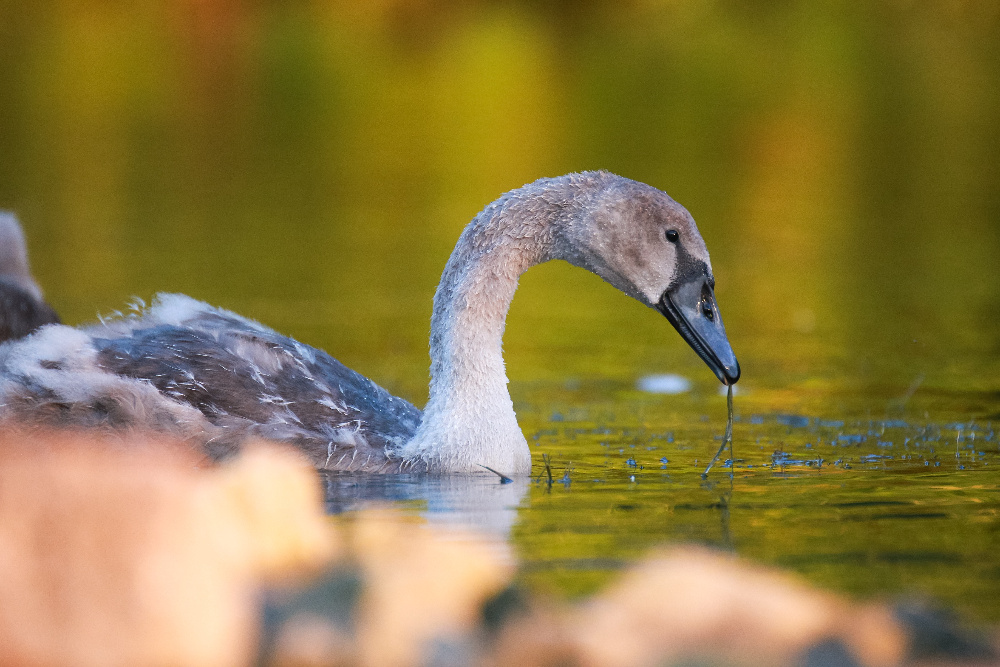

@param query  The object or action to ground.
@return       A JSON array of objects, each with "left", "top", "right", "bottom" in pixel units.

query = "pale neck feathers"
[{"left": 400, "top": 172, "right": 614, "bottom": 473}]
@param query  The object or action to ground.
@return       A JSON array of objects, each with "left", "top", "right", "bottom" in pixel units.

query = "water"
[
  {"left": 1, "top": 1, "right": 998, "bottom": 625},
  {"left": 514, "top": 400, "right": 999, "bottom": 619}
]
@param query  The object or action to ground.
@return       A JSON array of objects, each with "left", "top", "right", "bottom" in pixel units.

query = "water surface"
[{"left": 1, "top": 0, "right": 998, "bottom": 624}]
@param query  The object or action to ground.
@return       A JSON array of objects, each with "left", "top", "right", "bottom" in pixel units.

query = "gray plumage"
[{"left": 0, "top": 294, "right": 421, "bottom": 471}]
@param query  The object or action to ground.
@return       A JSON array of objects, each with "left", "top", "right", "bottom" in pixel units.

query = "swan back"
[{"left": 0, "top": 295, "right": 421, "bottom": 470}]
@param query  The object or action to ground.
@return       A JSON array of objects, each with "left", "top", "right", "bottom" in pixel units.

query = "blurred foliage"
[{"left": 1, "top": 0, "right": 998, "bottom": 621}]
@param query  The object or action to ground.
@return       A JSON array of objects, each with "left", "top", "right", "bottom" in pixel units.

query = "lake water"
[{"left": 2, "top": 1, "right": 998, "bottom": 625}]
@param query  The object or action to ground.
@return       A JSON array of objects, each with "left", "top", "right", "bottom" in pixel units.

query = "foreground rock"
[
  {"left": 0, "top": 430, "right": 994, "bottom": 667},
  {"left": 0, "top": 431, "right": 335, "bottom": 667}
]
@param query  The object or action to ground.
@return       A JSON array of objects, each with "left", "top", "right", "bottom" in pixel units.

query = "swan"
[
  {"left": 0, "top": 172, "right": 739, "bottom": 474},
  {"left": 0, "top": 213, "right": 60, "bottom": 342}
]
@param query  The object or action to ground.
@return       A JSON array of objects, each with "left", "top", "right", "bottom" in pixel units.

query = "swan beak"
[{"left": 656, "top": 278, "right": 741, "bottom": 385}]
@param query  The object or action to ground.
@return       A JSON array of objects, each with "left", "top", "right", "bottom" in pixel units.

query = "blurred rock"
[
  {"left": 352, "top": 511, "right": 512, "bottom": 666},
  {"left": 574, "top": 546, "right": 907, "bottom": 667},
  {"left": 268, "top": 509, "right": 513, "bottom": 667},
  {"left": 270, "top": 612, "right": 356, "bottom": 667},
  {"left": 0, "top": 428, "right": 994, "bottom": 667},
  {"left": 0, "top": 431, "right": 336, "bottom": 667},
  {"left": 491, "top": 546, "right": 911, "bottom": 667},
  {"left": 211, "top": 443, "right": 340, "bottom": 583}
]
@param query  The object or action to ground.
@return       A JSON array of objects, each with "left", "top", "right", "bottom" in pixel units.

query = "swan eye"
[
  {"left": 665, "top": 229, "right": 679, "bottom": 243},
  {"left": 701, "top": 299, "right": 715, "bottom": 321}
]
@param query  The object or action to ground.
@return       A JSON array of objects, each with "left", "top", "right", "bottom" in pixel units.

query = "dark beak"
[{"left": 656, "top": 278, "right": 740, "bottom": 385}]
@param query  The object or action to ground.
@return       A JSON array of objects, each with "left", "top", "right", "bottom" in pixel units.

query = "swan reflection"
[{"left": 320, "top": 472, "right": 530, "bottom": 539}]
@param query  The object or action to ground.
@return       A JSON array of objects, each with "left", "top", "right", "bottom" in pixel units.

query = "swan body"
[
  {"left": 0, "top": 172, "right": 739, "bottom": 474},
  {"left": 0, "top": 213, "right": 60, "bottom": 342}
]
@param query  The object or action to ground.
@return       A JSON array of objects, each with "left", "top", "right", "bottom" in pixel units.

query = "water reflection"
[
  {"left": 515, "top": 394, "right": 1000, "bottom": 617},
  {"left": 320, "top": 471, "right": 530, "bottom": 539}
]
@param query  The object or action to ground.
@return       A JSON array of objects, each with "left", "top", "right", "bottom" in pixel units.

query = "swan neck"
[
  {"left": 428, "top": 203, "right": 555, "bottom": 402},
  {"left": 401, "top": 172, "right": 614, "bottom": 473},
  {"left": 405, "top": 181, "right": 587, "bottom": 473}
]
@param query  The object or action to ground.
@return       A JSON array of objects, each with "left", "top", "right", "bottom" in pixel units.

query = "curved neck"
[{"left": 402, "top": 175, "right": 605, "bottom": 473}]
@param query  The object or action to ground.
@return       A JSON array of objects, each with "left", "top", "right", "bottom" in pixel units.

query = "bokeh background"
[
  {"left": 3, "top": 0, "right": 999, "bottom": 408},
  {"left": 2, "top": 0, "right": 999, "bottom": 620}
]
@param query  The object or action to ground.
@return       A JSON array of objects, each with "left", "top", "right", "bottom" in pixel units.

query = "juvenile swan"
[
  {"left": 0, "top": 212, "right": 60, "bottom": 342},
  {"left": 0, "top": 172, "right": 739, "bottom": 474}
]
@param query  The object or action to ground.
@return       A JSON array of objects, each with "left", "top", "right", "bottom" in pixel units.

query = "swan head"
[{"left": 560, "top": 173, "right": 740, "bottom": 385}]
